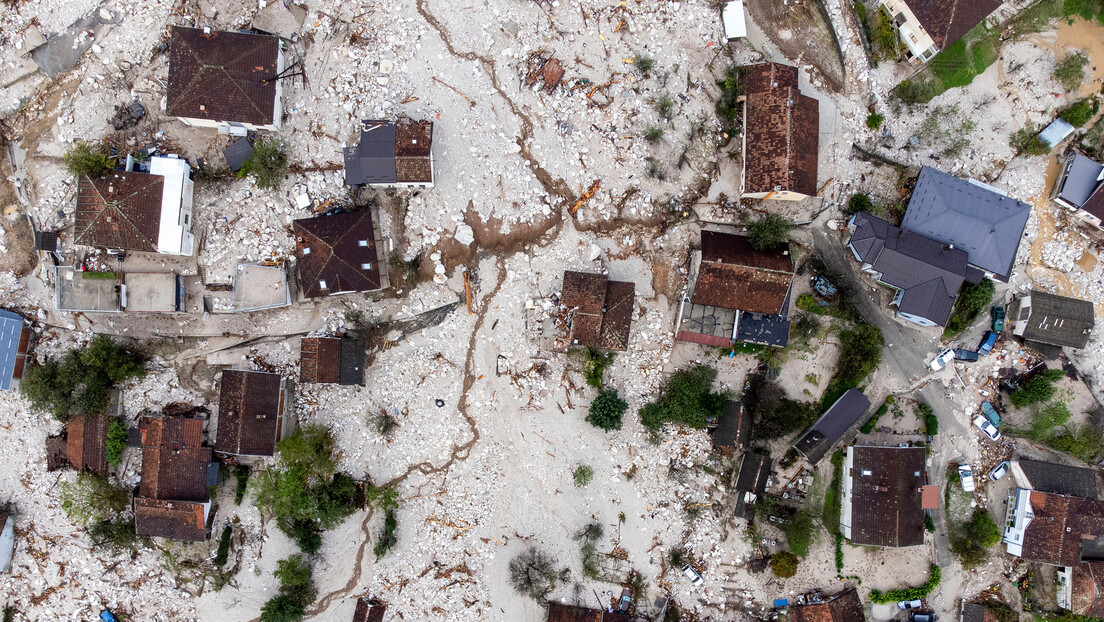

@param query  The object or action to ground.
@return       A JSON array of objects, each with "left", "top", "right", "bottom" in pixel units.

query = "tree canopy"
[
  {"left": 639, "top": 365, "right": 727, "bottom": 431},
  {"left": 746, "top": 213, "right": 792, "bottom": 251},
  {"left": 21, "top": 335, "right": 146, "bottom": 421},
  {"left": 587, "top": 390, "right": 628, "bottom": 431}
]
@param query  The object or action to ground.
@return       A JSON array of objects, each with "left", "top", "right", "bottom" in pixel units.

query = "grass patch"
[
  {"left": 943, "top": 278, "right": 995, "bottom": 339},
  {"left": 822, "top": 451, "right": 844, "bottom": 535},
  {"left": 869, "top": 564, "right": 942, "bottom": 603},
  {"left": 821, "top": 323, "right": 884, "bottom": 410}
]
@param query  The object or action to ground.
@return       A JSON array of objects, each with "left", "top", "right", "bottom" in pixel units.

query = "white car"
[
  {"left": 898, "top": 599, "right": 923, "bottom": 610},
  {"left": 930, "top": 348, "right": 954, "bottom": 371},
  {"left": 958, "top": 464, "right": 976, "bottom": 492},
  {"left": 681, "top": 564, "right": 704, "bottom": 586},
  {"left": 990, "top": 460, "right": 1010, "bottom": 481},
  {"left": 973, "top": 415, "right": 1001, "bottom": 442}
]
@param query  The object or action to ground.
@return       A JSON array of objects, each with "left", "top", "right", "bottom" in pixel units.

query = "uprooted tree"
[{"left": 509, "top": 546, "right": 571, "bottom": 601}]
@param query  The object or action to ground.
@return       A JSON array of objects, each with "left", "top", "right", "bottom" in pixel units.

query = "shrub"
[
  {"left": 87, "top": 519, "right": 137, "bottom": 551},
  {"left": 656, "top": 95, "right": 675, "bottom": 120},
  {"left": 1054, "top": 52, "right": 1089, "bottom": 91},
  {"left": 866, "top": 113, "right": 885, "bottom": 130},
  {"left": 373, "top": 509, "right": 399, "bottom": 560},
  {"left": 573, "top": 465, "right": 594, "bottom": 487},
  {"left": 639, "top": 365, "right": 728, "bottom": 431},
  {"left": 667, "top": 547, "right": 688, "bottom": 568},
  {"left": 1010, "top": 125, "right": 1051, "bottom": 155},
  {"left": 822, "top": 451, "right": 844, "bottom": 534},
  {"left": 634, "top": 54, "right": 655, "bottom": 73},
  {"left": 771, "top": 551, "right": 799, "bottom": 578},
  {"left": 1061, "top": 99, "right": 1095, "bottom": 127},
  {"left": 234, "top": 465, "right": 251, "bottom": 505},
  {"left": 924, "top": 514, "right": 936, "bottom": 532},
  {"left": 943, "top": 278, "right": 995, "bottom": 338},
  {"left": 63, "top": 141, "right": 115, "bottom": 177},
  {"left": 747, "top": 213, "right": 792, "bottom": 251},
  {"left": 834, "top": 532, "right": 844, "bottom": 573},
  {"left": 215, "top": 525, "right": 233, "bottom": 566},
  {"left": 780, "top": 510, "right": 816, "bottom": 557},
  {"left": 951, "top": 510, "right": 1001, "bottom": 568},
  {"left": 21, "top": 335, "right": 146, "bottom": 421},
  {"left": 1010, "top": 368, "right": 1066, "bottom": 407},
  {"left": 60, "top": 473, "right": 129, "bottom": 526},
  {"left": 1047, "top": 425, "right": 1104, "bottom": 462},
  {"left": 846, "top": 193, "right": 874, "bottom": 216},
  {"left": 869, "top": 564, "right": 942, "bottom": 603},
  {"left": 509, "top": 547, "right": 570, "bottom": 601},
  {"left": 583, "top": 347, "right": 612, "bottom": 388},
  {"left": 644, "top": 126, "right": 664, "bottom": 142},
  {"left": 587, "top": 390, "right": 628, "bottom": 431},
  {"left": 822, "top": 322, "right": 884, "bottom": 407},
  {"left": 575, "top": 523, "right": 603, "bottom": 579},
  {"left": 105, "top": 418, "right": 127, "bottom": 467},
  {"left": 260, "top": 554, "right": 317, "bottom": 622},
  {"left": 917, "top": 402, "right": 937, "bottom": 435},
  {"left": 240, "top": 137, "right": 289, "bottom": 190},
  {"left": 715, "top": 65, "right": 746, "bottom": 124},
  {"left": 746, "top": 375, "right": 816, "bottom": 440}
]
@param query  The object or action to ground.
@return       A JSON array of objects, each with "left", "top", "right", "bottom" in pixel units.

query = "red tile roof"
[
  {"left": 215, "top": 370, "right": 285, "bottom": 457},
  {"left": 167, "top": 27, "right": 281, "bottom": 126},
  {"left": 690, "top": 231, "right": 794, "bottom": 314},
  {"left": 139, "top": 416, "right": 211, "bottom": 503},
  {"left": 394, "top": 119, "right": 433, "bottom": 184},
  {"left": 906, "top": 0, "right": 1001, "bottom": 50},
  {"left": 1073, "top": 562, "right": 1104, "bottom": 617},
  {"left": 1020, "top": 492, "right": 1104, "bottom": 566},
  {"left": 74, "top": 173, "right": 164, "bottom": 251},
  {"left": 743, "top": 63, "right": 819, "bottom": 196},
  {"left": 294, "top": 210, "right": 383, "bottom": 298},
  {"left": 134, "top": 497, "right": 208, "bottom": 541},
  {"left": 300, "top": 337, "right": 342, "bottom": 384},
  {"left": 792, "top": 589, "right": 865, "bottom": 622},
  {"left": 66, "top": 414, "right": 108, "bottom": 475},
  {"left": 560, "top": 271, "right": 635, "bottom": 351}
]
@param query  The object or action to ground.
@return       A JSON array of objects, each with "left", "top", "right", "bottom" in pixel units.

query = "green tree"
[
  {"left": 583, "top": 347, "right": 613, "bottom": 388},
  {"left": 639, "top": 365, "right": 728, "bottom": 431},
  {"left": 106, "top": 418, "right": 128, "bottom": 467},
  {"left": 1054, "top": 51, "right": 1089, "bottom": 91},
  {"left": 746, "top": 375, "right": 815, "bottom": 440},
  {"left": 215, "top": 525, "right": 233, "bottom": 566},
  {"left": 20, "top": 335, "right": 146, "bottom": 421},
  {"left": 587, "top": 390, "right": 628, "bottom": 431},
  {"left": 259, "top": 555, "right": 317, "bottom": 622},
  {"left": 951, "top": 510, "right": 1001, "bottom": 568},
  {"left": 1061, "top": 99, "right": 1095, "bottom": 126},
  {"left": 780, "top": 510, "right": 816, "bottom": 557},
  {"left": 240, "top": 137, "right": 290, "bottom": 190},
  {"left": 770, "top": 551, "right": 799, "bottom": 578},
  {"left": 1010, "top": 368, "right": 1066, "bottom": 407},
  {"left": 746, "top": 213, "right": 792, "bottom": 251},
  {"left": 715, "top": 65, "right": 745, "bottom": 124},
  {"left": 87, "top": 519, "right": 137, "bottom": 551},
  {"left": 373, "top": 509, "right": 399, "bottom": 560},
  {"left": 63, "top": 141, "right": 115, "bottom": 177},
  {"left": 943, "top": 278, "right": 995, "bottom": 338},
  {"left": 822, "top": 322, "right": 884, "bottom": 406},
  {"left": 1010, "top": 125, "right": 1051, "bottom": 155},
  {"left": 60, "top": 473, "right": 129, "bottom": 526}
]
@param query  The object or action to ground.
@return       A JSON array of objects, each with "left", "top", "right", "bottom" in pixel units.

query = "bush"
[
  {"left": 234, "top": 465, "right": 251, "bottom": 505},
  {"left": 771, "top": 551, "right": 799, "bottom": 578},
  {"left": 587, "top": 390, "right": 628, "bottom": 431},
  {"left": 917, "top": 402, "right": 937, "bottom": 435},
  {"left": 106, "top": 418, "right": 127, "bottom": 467},
  {"left": 1047, "top": 425, "right": 1104, "bottom": 462},
  {"left": 373, "top": 509, "right": 398, "bottom": 560},
  {"left": 60, "top": 473, "right": 129, "bottom": 526},
  {"left": 1061, "top": 99, "right": 1095, "bottom": 127},
  {"left": 573, "top": 465, "right": 594, "bottom": 487},
  {"left": 943, "top": 278, "right": 995, "bottom": 339},
  {"left": 715, "top": 65, "right": 745, "bottom": 124},
  {"left": 644, "top": 126, "right": 664, "bottom": 142},
  {"left": 866, "top": 113, "right": 885, "bottom": 130},
  {"left": 869, "top": 564, "right": 942, "bottom": 603},
  {"left": 1010, "top": 125, "right": 1051, "bottom": 155},
  {"left": 924, "top": 514, "right": 935, "bottom": 532},
  {"left": 634, "top": 54, "right": 655, "bottom": 73},
  {"left": 657, "top": 95, "right": 674, "bottom": 120},
  {"left": 1010, "top": 368, "right": 1067, "bottom": 407},
  {"left": 667, "top": 547, "right": 687, "bottom": 569},
  {"left": 87, "top": 519, "right": 137, "bottom": 551},
  {"left": 834, "top": 532, "right": 844, "bottom": 573},
  {"left": 639, "top": 365, "right": 727, "bottom": 431},
  {"left": 745, "top": 375, "right": 816, "bottom": 440},
  {"left": 951, "top": 510, "right": 1001, "bottom": 568},
  {"left": 1054, "top": 52, "right": 1089, "bottom": 91},
  {"left": 63, "top": 141, "right": 116, "bottom": 177},
  {"left": 822, "top": 451, "right": 844, "bottom": 534},
  {"left": 215, "top": 525, "right": 233, "bottom": 566},
  {"left": 583, "top": 347, "right": 612, "bottom": 388},
  {"left": 846, "top": 193, "right": 874, "bottom": 216},
  {"left": 822, "top": 323, "right": 884, "bottom": 408},
  {"left": 240, "top": 137, "right": 289, "bottom": 190},
  {"left": 746, "top": 213, "right": 792, "bottom": 251},
  {"left": 509, "top": 547, "right": 570, "bottom": 601},
  {"left": 21, "top": 335, "right": 146, "bottom": 421},
  {"left": 260, "top": 554, "right": 317, "bottom": 622},
  {"left": 860, "top": 402, "right": 889, "bottom": 434}
]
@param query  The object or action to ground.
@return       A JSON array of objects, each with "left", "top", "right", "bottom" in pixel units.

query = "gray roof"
[
  {"left": 1058, "top": 154, "right": 1104, "bottom": 208},
  {"left": 713, "top": 400, "right": 749, "bottom": 450},
  {"left": 0, "top": 310, "right": 28, "bottom": 391},
  {"left": 734, "top": 451, "right": 772, "bottom": 521},
  {"left": 1019, "top": 290, "right": 1095, "bottom": 349},
  {"left": 339, "top": 339, "right": 365, "bottom": 386},
  {"left": 795, "top": 389, "right": 871, "bottom": 464},
  {"left": 849, "top": 212, "right": 967, "bottom": 326},
  {"left": 223, "top": 137, "right": 253, "bottom": 172},
  {"left": 344, "top": 121, "right": 397, "bottom": 185},
  {"left": 1016, "top": 458, "right": 1099, "bottom": 499},
  {"left": 901, "top": 166, "right": 1031, "bottom": 282}
]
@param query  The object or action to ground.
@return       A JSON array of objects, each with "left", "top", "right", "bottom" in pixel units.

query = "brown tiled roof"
[
  {"left": 546, "top": 603, "right": 602, "bottom": 622},
  {"left": 1073, "top": 562, "right": 1104, "bottom": 617},
  {"left": 744, "top": 63, "right": 819, "bottom": 196},
  {"left": 394, "top": 119, "right": 433, "bottom": 183},
  {"left": 167, "top": 26, "right": 280, "bottom": 126},
  {"left": 745, "top": 62, "right": 800, "bottom": 94},
  {"left": 134, "top": 497, "right": 207, "bottom": 541},
  {"left": 352, "top": 598, "right": 387, "bottom": 622},
  {"left": 690, "top": 232, "right": 794, "bottom": 315},
  {"left": 961, "top": 603, "right": 1001, "bottom": 622},
  {"left": 294, "top": 210, "right": 383, "bottom": 298},
  {"left": 907, "top": 0, "right": 1001, "bottom": 50},
  {"left": 74, "top": 173, "right": 164, "bottom": 251},
  {"left": 792, "top": 589, "right": 865, "bottom": 622},
  {"left": 66, "top": 414, "right": 108, "bottom": 475},
  {"left": 561, "top": 271, "right": 635, "bottom": 351},
  {"left": 1020, "top": 492, "right": 1104, "bottom": 566},
  {"left": 300, "top": 337, "right": 342, "bottom": 384},
  {"left": 216, "top": 370, "right": 285, "bottom": 457},
  {"left": 139, "top": 416, "right": 211, "bottom": 503},
  {"left": 849, "top": 447, "right": 926, "bottom": 547}
]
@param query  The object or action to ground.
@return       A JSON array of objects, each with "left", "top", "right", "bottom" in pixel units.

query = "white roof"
[
  {"left": 148, "top": 156, "right": 190, "bottom": 254},
  {"left": 723, "top": 1, "right": 747, "bottom": 40}
]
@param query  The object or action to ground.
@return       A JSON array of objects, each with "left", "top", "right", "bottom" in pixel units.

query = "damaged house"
[
  {"left": 1052, "top": 153, "right": 1104, "bottom": 229},
  {"left": 740, "top": 62, "right": 819, "bottom": 201},
  {"left": 1009, "top": 290, "right": 1095, "bottom": 350},
  {"left": 795, "top": 389, "right": 871, "bottom": 465},
  {"left": 344, "top": 118, "right": 435, "bottom": 189},
  {"left": 791, "top": 588, "right": 866, "bottom": 622},
  {"left": 847, "top": 211, "right": 970, "bottom": 327},
  {"left": 293, "top": 210, "right": 388, "bottom": 299},
  {"left": 300, "top": 337, "right": 365, "bottom": 386},
  {"left": 134, "top": 416, "right": 217, "bottom": 542},
  {"left": 215, "top": 370, "right": 294, "bottom": 458},
  {"left": 873, "top": 0, "right": 1001, "bottom": 63},
  {"left": 840, "top": 445, "right": 927, "bottom": 547},
  {"left": 558, "top": 271, "right": 635, "bottom": 352},
  {"left": 167, "top": 26, "right": 285, "bottom": 133},
  {"left": 677, "top": 230, "right": 795, "bottom": 348}
]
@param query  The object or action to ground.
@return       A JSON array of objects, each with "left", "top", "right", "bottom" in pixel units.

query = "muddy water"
[{"left": 1028, "top": 19, "right": 1104, "bottom": 97}]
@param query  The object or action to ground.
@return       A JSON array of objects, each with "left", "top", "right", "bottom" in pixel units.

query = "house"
[
  {"left": 344, "top": 119, "right": 435, "bottom": 188},
  {"left": 961, "top": 603, "right": 1003, "bottom": 622},
  {"left": 712, "top": 400, "right": 750, "bottom": 456},
  {"left": 215, "top": 370, "right": 293, "bottom": 458},
  {"left": 167, "top": 26, "right": 285, "bottom": 133},
  {"left": 676, "top": 231, "right": 795, "bottom": 348},
  {"left": 741, "top": 62, "right": 819, "bottom": 200},
  {"left": 791, "top": 588, "right": 865, "bottom": 622},
  {"left": 74, "top": 155, "right": 195, "bottom": 255},
  {"left": 840, "top": 445, "right": 927, "bottom": 547},
  {"left": 900, "top": 166, "right": 1031, "bottom": 282},
  {"left": 847, "top": 211, "right": 971, "bottom": 327},
  {"left": 65, "top": 414, "right": 109, "bottom": 475},
  {"left": 873, "top": 0, "right": 1000, "bottom": 62},
  {"left": 1012, "top": 458, "right": 1099, "bottom": 499},
  {"left": 1068, "top": 562, "right": 1104, "bottom": 617},
  {"left": 135, "top": 416, "right": 214, "bottom": 541},
  {"left": 0, "top": 511, "right": 12, "bottom": 573},
  {"left": 0, "top": 309, "right": 31, "bottom": 391},
  {"left": 722, "top": 1, "right": 747, "bottom": 40},
  {"left": 733, "top": 451, "right": 772, "bottom": 521},
  {"left": 794, "top": 389, "right": 871, "bottom": 465},
  {"left": 352, "top": 597, "right": 387, "bottom": 622},
  {"left": 1010, "top": 290, "right": 1094, "bottom": 349},
  {"left": 231, "top": 263, "right": 291, "bottom": 312},
  {"left": 293, "top": 210, "right": 388, "bottom": 299},
  {"left": 1003, "top": 489, "right": 1104, "bottom": 566},
  {"left": 545, "top": 602, "right": 634, "bottom": 622},
  {"left": 123, "top": 273, "right": 185, "bottom": 312},
  {"left": 559, "top": 271, "right": 636, "bottom": 352},
  {"left": 300, "top": 337, "right": 365, "bottom": 385},
  {"left": 1052, "top": 153, "right": 1104, "bottom": 228}
]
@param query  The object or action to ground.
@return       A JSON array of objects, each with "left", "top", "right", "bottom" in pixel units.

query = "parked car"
[
  {"left": 990, "top": 460, "right": 1010, "bottom": 481},
  {"left": 978, "top": 331, "right": 998, "bottom": 355},
  {"left": 100, "top": 612, "right": 119, "bottom": 622},
  {"left": 898, "top": 599, "right": 923, "bottom": 610},
  {"left": 953, "top": 349, "right": 979, "bottom": 362},
  {"left": 980, "top": 401, "right": 1001, "bottom": 427},
  {"left": 682, "top": 564, "right": 704, "bottom": 586},
  {"left": 911, "top": 612, "right": 938, "bottom": 622},
  {"left": 973, "top": 415, "right": 1001, "bottom": 441},
  {"left": 992, "top": 306, "right": 1006, "bottom": 332},
  {"left": 959, "top": 464, "right": 976, "bottom": 492},
  {"left": 930, "top": 348, "right": 955, "bottom": 371},
  {"left": 617, "top": 588, "right": 633, "bottom": 613}
]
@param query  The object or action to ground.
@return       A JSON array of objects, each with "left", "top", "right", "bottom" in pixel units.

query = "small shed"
[
  {"left": 722, "top": 1, "right": 747, "bottom": 40},
  {"left": 1038, "top": 118, "right": 1075, "bottom": 149}
]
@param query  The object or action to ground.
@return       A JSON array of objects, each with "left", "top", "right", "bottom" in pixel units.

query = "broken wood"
[
  {"left": 464, "top": 270, "right": 473, "bottom": 315},
  {"left": 432, "top": 76, "right": 476, "bottom": 108},
  {"left": 570, "top": 180, "right": 601, "bottom": 214},
  {"left": 815, "top": 177, "right": 834, "bottom": 196}
]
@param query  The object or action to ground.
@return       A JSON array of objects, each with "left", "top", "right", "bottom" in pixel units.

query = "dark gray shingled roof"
[
  {"left": 849, "top": 212, "right": 967, "bottom": 326},
  {"left": 795, "top": 389, "right": 871, "bottom": 464},
  {"left": 733, "top": 451, "right": 771, "bottom": 521},
  {"left": 1016, "top": 458, "right": 1099, "bottom": 499},
  {"left": 901, "top": 166, "right": 1031, "bottom": 282},
  {"left": 1057, "top": 154, "right": 1104, "bottom": 208},
  {"left": 712, "top": 400, "right": 749, "bottom": 451},
  {"left": 344, "top": 121, "right": 397, "bottom": 185},
  {"left": 1019, "top": 290, "right": 1095, "bottom": 349}
]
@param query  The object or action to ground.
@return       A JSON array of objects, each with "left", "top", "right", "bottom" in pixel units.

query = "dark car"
[
  {"left": 953, "top": 349, "right": 979, "bottom": 362},
  {"left": 992, "top": 306, "right": 1006, "bottom": 332},
  {"left": 911, "top": 613, "right": 938, "bottom": 622},
  {"left": 100, "top": 612, "right": 119, "bottom": 622},
  {"left": 617, "top": 587, "right": 633, "bottom": 613},
  {"left": 978, "top": 331, "right": 998, "bottom": 355}
]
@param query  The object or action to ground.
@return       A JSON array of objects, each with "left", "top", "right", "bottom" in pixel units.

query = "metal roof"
[
  {"left": 795, "top": 389, "right": 871, "bottom": 464},
  {"left": 1058, "top": 154, "right": 1104, "bottom": 208},
  {"left": 0, "top": 310, "right": 27, "bottom": 391}
]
